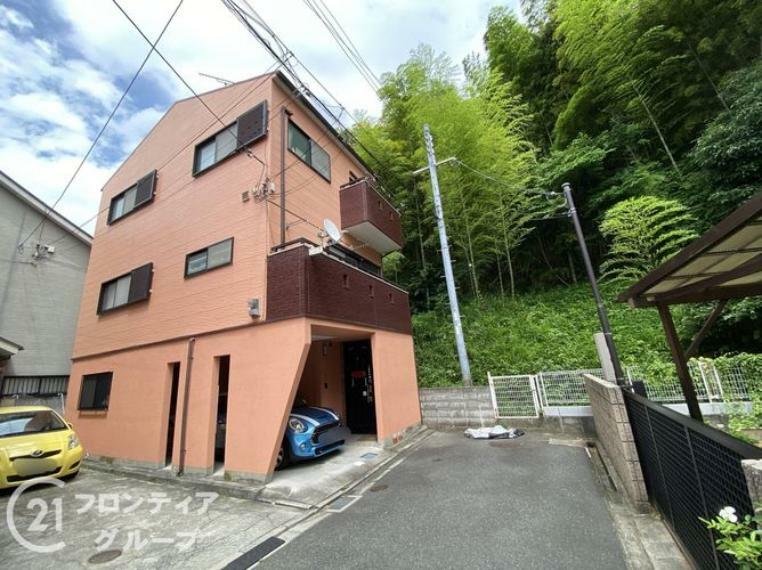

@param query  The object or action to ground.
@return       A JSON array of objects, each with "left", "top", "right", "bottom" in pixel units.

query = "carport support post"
[{"left": 656, "top": 302, "right": 703, "bottom": 422}]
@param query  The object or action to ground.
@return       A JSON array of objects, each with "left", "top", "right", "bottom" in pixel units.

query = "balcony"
[
  {"left": 339, "top": 179, "right": 403, "bottom": 255},
  {"left": 267, "top": 244, "right": 412, "bottom": 334}
]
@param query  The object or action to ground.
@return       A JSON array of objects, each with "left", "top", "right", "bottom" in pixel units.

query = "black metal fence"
[{"left": 623, "top": 390, "right": 762, "bottom": 569}]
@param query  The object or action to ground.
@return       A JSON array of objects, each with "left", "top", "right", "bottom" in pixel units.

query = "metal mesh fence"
[
  {"left": 487, "top": 373, "right": 540, "bottom": 418},
  {"left": 624, "top": 390, "right": 761, "bottom": 569},
  {"left": 538, "top": 369, "right": 603, "bottom": 406}
]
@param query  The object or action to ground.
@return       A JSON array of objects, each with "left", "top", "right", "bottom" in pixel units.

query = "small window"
[
  {"left": 79, "top": 372, "right": 113, "bottom": 411},
  {"left": 185, "top": 238, "right": 233, "bottom": 277},
  {"left": 287, "top": 122, "right": 331, "bottom": 181},
  {"left": 108, "top": 171, "right": 156, "bottom": 224},
  {"left": 98, "top": 263, "right": 153, "bottom": 314},
  {"left": 194, "top": 125, "right": 237, "bottom": 174}
]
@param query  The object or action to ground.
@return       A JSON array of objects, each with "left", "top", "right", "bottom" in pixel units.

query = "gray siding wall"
[{"left": 0, "top": 187, "right": 90, "bottom": 376}]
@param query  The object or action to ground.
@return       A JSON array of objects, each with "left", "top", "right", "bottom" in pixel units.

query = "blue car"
[{"left": 277, "top": 406, "right": 350, "bottom": 469}]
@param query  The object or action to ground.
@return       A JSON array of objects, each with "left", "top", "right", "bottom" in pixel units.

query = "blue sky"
[{"left": 0, "top": 0, "right": 515, "bottom": 231}]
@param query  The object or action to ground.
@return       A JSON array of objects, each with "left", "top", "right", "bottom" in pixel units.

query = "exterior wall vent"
[{"left": 248, "top": 298, "right": 261, "bottom": 318}]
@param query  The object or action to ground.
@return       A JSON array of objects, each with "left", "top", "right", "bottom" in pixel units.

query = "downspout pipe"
[
  {"left": 177, "top": 337, "right": 195, "bottom": 475},
  {"left": 280, "top": 108, "right": 293, "bottom": 246}
]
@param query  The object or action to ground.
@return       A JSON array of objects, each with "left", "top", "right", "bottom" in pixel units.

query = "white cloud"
[
  {"left": 0, "top": 5, "right": 33, "bottom": 31},
  {"left": 0, "top": 0, "right": 517, "bottom": 231}
]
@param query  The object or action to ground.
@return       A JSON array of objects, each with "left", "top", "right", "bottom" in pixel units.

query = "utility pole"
[
  {"left": 562, "top": 182, "right": 625, "bottom": 385},
  {"left": 423, "top": 125, "right": 472, "bottom": 386}
]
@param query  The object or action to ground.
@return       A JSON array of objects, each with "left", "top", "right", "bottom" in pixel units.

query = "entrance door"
[
  {"left": 343, "top": 340, "right": 376, "bottom": 434},
  {"left": 166, "top": 363, "right": 180, "bottom": 465},
  {"left": 215, "top": 356, "right": 230, "bottom": 463}
]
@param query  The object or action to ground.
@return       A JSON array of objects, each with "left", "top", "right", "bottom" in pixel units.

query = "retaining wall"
[
  {"left": 418, "top": 387, "right": 494, "bottom": 429},
  {"left": 584, "top": 374, "right": 649, "bottom": 511}
]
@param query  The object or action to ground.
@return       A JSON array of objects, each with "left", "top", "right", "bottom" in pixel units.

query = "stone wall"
[
  {"left": 584, "top": 374, "right": 649, "bottom": 511},
  {"left": 418, "top": 387, "right": 494, "bottom": 429}
]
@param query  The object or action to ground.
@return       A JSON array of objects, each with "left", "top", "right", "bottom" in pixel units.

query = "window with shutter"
[
  {"left": 108, "top": 170, "right": 156, "bottom": 224},
  {"left": 98, "top": 263, "right": 153, "bottom": 313},
  {"left": 185, "top": 238, "right": 234, "bottom": 277},
  {"left": 236, "top": 101, "right": 268, "bottom": 147},
  {"left": 192, "top": 101, "right": 268, "bottom": 176}
]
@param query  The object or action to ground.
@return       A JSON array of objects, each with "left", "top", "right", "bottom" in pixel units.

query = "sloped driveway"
[{"left": 259, "top": 431, "right": 627, "bottom": 569}]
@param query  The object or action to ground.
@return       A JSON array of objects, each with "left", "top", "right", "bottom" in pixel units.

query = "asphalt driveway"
[{"left": 259, "top": 431, "right": 627, "bottom": 569}]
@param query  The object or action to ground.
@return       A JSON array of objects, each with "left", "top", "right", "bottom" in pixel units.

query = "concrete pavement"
[{"left": 259, "top": 431, "right": 629, "bottom": 569}]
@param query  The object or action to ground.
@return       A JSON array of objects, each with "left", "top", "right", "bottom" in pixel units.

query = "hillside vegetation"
[
  {"left": 413, "top": 285, "right": 670, "bottom": 387},
  {"left": 351, "top": 0, "right": 762, "bottom": 384}
]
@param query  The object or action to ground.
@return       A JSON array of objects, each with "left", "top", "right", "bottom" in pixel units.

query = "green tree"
[{"left": 599, "top": 196, "right": 697, "bottom": 284}]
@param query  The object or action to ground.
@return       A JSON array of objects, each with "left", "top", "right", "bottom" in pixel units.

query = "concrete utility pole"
[
  {"left": 562, "top": 182, "right": 625, "bottom": 385},
  {"left": 423, "top": 124, "right": 472, "bottom": 386}
]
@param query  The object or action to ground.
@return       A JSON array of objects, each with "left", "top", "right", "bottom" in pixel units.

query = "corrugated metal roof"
[{"left": 618, "top": 192, "right": 762, "bottom": 307}]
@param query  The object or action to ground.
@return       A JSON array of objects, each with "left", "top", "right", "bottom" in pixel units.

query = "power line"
[
  {"left": 314, "top": 0, "right": 380, "bottom": 87},
  {"left": 112, "top": 0, "right": 267, "bottom": 173},
  {"left": 221, "top": 0, "right": 402, "bottom": 202},
  {"left": 302, "top": 0, "right": 380, "bottom": 92},
  {"left": 47, "top": 63, "right": 283, "bottom": 242},
  {"left": 16, "top": 0, "right": 185, "bottom": 250}
]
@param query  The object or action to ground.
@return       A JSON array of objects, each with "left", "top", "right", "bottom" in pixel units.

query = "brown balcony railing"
[
  {"left": 339, "top": 179, "right": 403, "bottom": 255},
  {"left": 267, "top": 245, "right": 412, "bottom": 334}
]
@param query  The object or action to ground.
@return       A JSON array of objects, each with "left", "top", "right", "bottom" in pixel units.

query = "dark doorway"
[
  {"left": 165, "top": 362, "right": 180, "bottom": 465},
  {"left": 215, "top": 355, "right": 230, "bottom": 464},
  {"left": 344, "top": 340, "right": 376, "bottom": 434}
]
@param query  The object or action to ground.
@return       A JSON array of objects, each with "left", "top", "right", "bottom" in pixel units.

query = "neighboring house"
[
  {"left": 67, "top": 72, "right": 421, "bottom": 482},
  {"left": 0, "top": 171, "right": 92, "bottom": 412}
]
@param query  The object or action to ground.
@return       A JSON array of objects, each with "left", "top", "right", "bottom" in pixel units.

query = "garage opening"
[
  {"left": 215, "top": 355, "right": 230, "bottom": 465},
  {"left": 165, "top": 362, "right": 180, "bottom": 466},
  {"left": 343, "top": 340, "right": 376, "bottom": 435}
]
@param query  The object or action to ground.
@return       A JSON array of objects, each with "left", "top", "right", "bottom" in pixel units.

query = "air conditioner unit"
[{"left": 248, "top": 298, "right": 261, "bottom": 318}]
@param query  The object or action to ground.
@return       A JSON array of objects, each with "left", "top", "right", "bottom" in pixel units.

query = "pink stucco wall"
[{"left": 68, "top": 74, "right": 420, "bottom": 481}]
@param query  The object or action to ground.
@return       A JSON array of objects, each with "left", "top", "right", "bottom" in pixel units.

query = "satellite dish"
[{"left": 323, "top": 218, "right": 342, "bottom": 243}]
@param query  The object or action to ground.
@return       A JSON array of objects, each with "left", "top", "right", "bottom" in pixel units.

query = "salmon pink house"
[{"left": 67, "top": 72, "right": 421, "bottom": 482}]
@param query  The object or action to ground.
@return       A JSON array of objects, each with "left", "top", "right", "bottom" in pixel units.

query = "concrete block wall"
[
  {"left": 419, "top": 387, "right": 495, "bottom": 429},
  {"left": 584, "top": 374, "right": 649, "bottom": 511},
  {"left": 742, "top": 459, "right": 762, "bottom": 507}
]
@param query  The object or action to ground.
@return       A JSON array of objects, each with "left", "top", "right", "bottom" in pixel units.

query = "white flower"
[{"left": 719, "top": 506, "right": 738, "bottom": 523}]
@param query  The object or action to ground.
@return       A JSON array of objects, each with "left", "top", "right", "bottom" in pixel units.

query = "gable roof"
[{"left": 0, "top": 171, "right": 92, "bottom": 246}]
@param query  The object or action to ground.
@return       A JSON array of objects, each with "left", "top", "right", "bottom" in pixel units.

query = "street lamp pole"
[{"left": 562, "top": 182, "right": 625, "bottom": 385}]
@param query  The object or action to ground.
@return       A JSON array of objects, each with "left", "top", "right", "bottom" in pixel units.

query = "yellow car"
[{"left": 0, "top": 406, "right": 83, "bottom": 489}]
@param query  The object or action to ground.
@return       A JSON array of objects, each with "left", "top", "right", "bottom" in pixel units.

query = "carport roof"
[{"left": 618, "top": 191, "right": 762, "bottom": 307}]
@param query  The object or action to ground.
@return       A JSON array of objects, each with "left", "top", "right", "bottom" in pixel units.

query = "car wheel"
[{"left": 275, "top": 442, "right": 289, "bottom": 470}]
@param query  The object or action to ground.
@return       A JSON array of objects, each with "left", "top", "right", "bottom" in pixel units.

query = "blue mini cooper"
[{"left": 277, "top": 406, "right": 350, "bottom": 469}]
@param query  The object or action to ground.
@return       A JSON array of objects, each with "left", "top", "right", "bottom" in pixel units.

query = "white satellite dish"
[{"left": 323, "top": 218, "right": 342, "bottom": 243}]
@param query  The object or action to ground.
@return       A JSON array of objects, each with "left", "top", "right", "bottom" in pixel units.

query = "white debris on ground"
[{"left": 464, "top": 425, "right": 525, "bottom": 440}]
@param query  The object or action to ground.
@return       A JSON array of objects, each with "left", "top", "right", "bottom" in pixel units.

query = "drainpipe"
[
  {"left": 280, "top": 108, "right": 293, "bottom": 246},
  {"left": 177, "top": 337, "right": 195, "bottom": 475}
]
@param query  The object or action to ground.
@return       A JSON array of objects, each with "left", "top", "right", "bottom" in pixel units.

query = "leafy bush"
[
  {"left": 703, "top": 507, "right": 762, "bottom": 569},
  {"left": 412, "top": 284, "right": 672, "bottom": 387}
]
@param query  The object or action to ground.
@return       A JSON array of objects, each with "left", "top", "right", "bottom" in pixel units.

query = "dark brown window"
[
  {"left": 185, "top": 238, "right": 233, "bottom": 277},
  {"left": 79, "top": 372, "right": 113, "bottom": 410},
  {"left": 108, "top": 170, "right": 157, "bottom": 224},
  {"left": 98, "top": 263, "right": 153, "bottom": 314},
  {"left": 287, "top": 121, "right": 331, "bottom": 181},
  {"left": 193, "top": 101, "right": 268, "bottom": 175}
]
